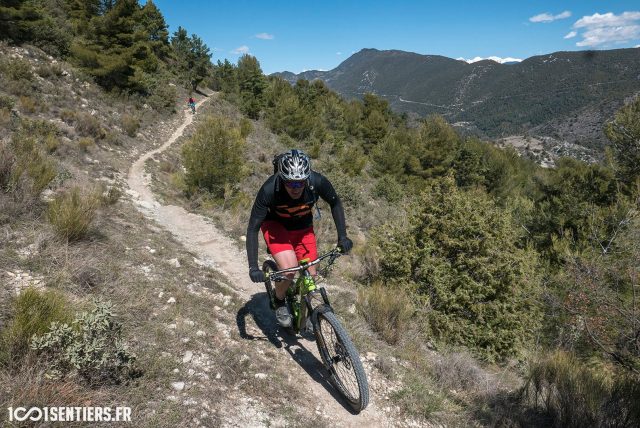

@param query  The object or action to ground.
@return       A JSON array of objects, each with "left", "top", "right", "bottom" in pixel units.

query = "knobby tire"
[{"left": 314, "top": 310, "right": 369, "bottom": 412}]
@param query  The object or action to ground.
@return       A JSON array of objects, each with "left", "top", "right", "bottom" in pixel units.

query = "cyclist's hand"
[
  {"left": 249, "top": 267, "right": 265, "bottom": 283},
  {"left": 337, "top": 236, "right": 353, "bottom": 254}
]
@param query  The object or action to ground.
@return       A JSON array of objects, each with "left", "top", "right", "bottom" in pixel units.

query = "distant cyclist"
[
  {"left": 246, "top": 149, "right": 353, "bottom": 327},
  {"left": 188, "top": 96, "right": 196, "bottom": 114}
]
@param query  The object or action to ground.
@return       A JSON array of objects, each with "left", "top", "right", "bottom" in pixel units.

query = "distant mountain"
[{"left": 273, "top": 48, "right": 640, "bottom": 158}]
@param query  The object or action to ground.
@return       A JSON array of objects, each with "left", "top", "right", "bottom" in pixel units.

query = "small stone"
[
  {"left": 240, "top": 236, "right": 246, "bottom": 242},
  {"left": 196, "top": 330, "right": 206, "bottom": 337},
  {"left": 215, "top": 373, "right": 221, "bottom": 380},
  {"left": 182, "top": 338, "right": 190, "bottom": 343},
  {"left": 173, "top": 369, "right": 179, "bottom": 374},
  {"left": 366, "top": 352, "right": 378, "bottom": 361},
  {"left": 167, "top": 324, "right": 177, "bottom": 329},
  {"left": 254, "top": 373, "right": 267, "bottom": 379},
  {"left": 169, "top": 258, "right": 181, "bottom": 268},
  {"left": 167, "top": 297, "right": 176, "bottom": 304},
  {"left": 188, "top": 369, "right": 195, "bottom": 376},
  {"left": 183, "top": 351, "right": 193, "bottom": 363},
  {"left": 171, "top": 382, "right": 185, "bottom": 391},
  {"left": 348, "top": 304, "right": 356, "bottom": 314},
  {"left": 158, "top": 292, "right": 164, "bottom": 298},
  {"left": 166, "top": 395, "right": 178, "bottom": 402},
  {"left": 184, "top": 320, "right": 195, "bottom": 327}
]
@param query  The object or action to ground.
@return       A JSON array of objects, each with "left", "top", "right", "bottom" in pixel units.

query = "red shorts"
[{"left": 261, "top": 220, "right": 318, "bottom": 262}]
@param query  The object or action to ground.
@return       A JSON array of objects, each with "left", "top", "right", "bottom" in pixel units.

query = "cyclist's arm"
[
  {"left": 315, "top": 173, "right": 347, "bottom": 239},
  {"left": 246, "top": 183, "right": 271, "bottom": 269}
]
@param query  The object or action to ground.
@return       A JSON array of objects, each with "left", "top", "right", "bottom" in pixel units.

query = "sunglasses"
[{"left": 284, "top": 180, "right": 306, "bottom": 189}]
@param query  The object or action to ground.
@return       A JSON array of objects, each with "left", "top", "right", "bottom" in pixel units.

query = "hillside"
[
  {"left": 1, "top": 43, "right": 520, "bottom": 428},
  {"left": 274, "top": 47, "right": 640, "bottom": 162}
]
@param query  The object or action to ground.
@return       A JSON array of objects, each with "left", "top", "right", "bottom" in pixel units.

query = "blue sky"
[{"left": 149, "top": 1, "right": 640, "bottom": 74}]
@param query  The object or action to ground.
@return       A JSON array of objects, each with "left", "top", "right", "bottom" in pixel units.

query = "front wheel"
[{"left": 313, "top": 309, "right": 369, "bottom": 412}]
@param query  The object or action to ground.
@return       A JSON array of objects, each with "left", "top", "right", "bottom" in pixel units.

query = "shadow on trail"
[{"left": 236, "top": 292, "right": 358, "bottom": 414}]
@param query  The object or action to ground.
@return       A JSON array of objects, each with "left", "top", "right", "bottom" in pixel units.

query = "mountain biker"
[
  {"left": 246, "top": 149, "right": 353, "bottom": 327},
  {"left": 188, "top": 96, "right": 196, "bottom": 113}
]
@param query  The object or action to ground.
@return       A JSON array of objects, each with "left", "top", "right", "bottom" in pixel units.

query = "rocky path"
[{"left": 126, "top": 95, "right": 394, "bottom": 427}]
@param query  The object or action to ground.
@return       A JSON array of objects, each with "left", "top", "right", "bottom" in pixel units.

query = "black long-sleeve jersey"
[{"left": 246, "top": 171, "right": 347, "bottom": 269}]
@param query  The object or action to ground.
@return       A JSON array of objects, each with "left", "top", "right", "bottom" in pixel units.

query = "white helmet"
[{"left": 277, "top": 149, "right": 310, "bottom": 181}]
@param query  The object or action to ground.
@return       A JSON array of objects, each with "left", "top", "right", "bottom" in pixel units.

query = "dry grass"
[
  {"left": 0, "top": 288, "right": 72, "bottom": 369},
  {"left": 357, "top": 281, "right": 414, "bottom": 345},
  {"left": 78, "top": 136, "right": 95, "bottom": 151},
  {"left": 121, "top": 113, "right": 140, "bottom": 137},
  {"left": 47, "top": 187, "right": 100, "bottom": 241}
]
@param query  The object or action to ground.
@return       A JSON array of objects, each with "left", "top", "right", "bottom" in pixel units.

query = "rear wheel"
[
  {"left": 262, "top": 260, "right": 278, "bottom": 310},
  {"left": 314, "top": 310, "right": 369, "bottom": 412}
]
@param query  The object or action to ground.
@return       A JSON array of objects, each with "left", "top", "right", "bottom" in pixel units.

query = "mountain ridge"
[{"left": 273, "top": 47, "right": 640, "bottom": 158}]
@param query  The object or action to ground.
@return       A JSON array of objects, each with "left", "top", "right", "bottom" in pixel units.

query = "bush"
[
  {"left": 2, "top": 134, "right": 57, "bottom": 197},
  {"left": 19, "top": 95, "right": 38, "bottom": 113},
  {"left": 521, "top": 351, "right": 640, "bottom": 428},
  {"left": 0, "top": 57, "right": 34, "bottom": 82},
  {"left": 121, "top": 113, "right": 140, "bottom": 137},
  {"left": 47, "top": 187, "right": 99, "bottom": 241},
  {"left": 0, "top": 94, "right": 15, "bottom": 110},
  {"left": 0, "top": 288, "right": 72, "bottom": 369},
  {"left": 75, "top": 113, "right": 104, "bottom": 139},
  {"left": 373, "top": 175, "right": 404, "bottom": 203},
  {"left": 78, "top": 136, "right": 95, "bottom": 151},
  {"left": 357, "top": 281, "right": 413, "bottom": 344},
  {"left": 182, "top": 115, "right": 246, "bottom": 198},
  {"left": 374, "top": 175, "right": 541, "bottom": 361},
  {"left": 31, "top": 300, "right": 137, "bottom": 385},
  {"left": 391, "top": 372, "right": 445, "bottom": 419},
  {"left": 239, "top": 117, "right": 253, "bottom": 139}
]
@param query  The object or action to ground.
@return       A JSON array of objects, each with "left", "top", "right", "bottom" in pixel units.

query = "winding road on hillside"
[{"left": 126, "top": 95, "right": 396, "bottom": 427}]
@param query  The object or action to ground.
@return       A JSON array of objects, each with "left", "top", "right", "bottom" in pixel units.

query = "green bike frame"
[{"left": 286, "top": 258, "right": 330, "bottom": 333}]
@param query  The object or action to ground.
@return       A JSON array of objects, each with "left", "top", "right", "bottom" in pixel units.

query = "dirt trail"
[{"left": 126, "top": 95, "right": 394, "bottom": 427}]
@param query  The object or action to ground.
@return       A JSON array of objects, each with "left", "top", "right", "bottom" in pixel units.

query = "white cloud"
[
  {"left": 457, "top": 56, "right": 523, "bottom": 64},
  {"left": 564, "top": 31, "right": 577, "bottom": 39},
  {"left": 636, "top": 44, "right": 640, "bottom": 48},
  {"left": 231, "top": 45, "right": 250, "bottom": 55},
  {"left": 571, "top": 11, "right": 640, "bottom": 47},
  {"left": 530, "top": 10, "right": 572, "bottom": 23},
  {"left": 336, "top": 52, "right": 342, "bottom": 55},
  {"left": 255, "top": 33, "right": 274, "bottom": 40}
]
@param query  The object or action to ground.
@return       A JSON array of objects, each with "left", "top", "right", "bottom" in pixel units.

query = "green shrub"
[
  {"left": 182, "top": 115, "right": 246, "bottom": 198},
  {"left": 0, "top": 288, "right": 72, "bottom": 369},
  {"left": 0, "top": 57, "right": 34, "bottom": 82},
  {"left": 0, "top": 94, "right": 15, "bottom": 110},
  {"left": 239, "top": 117, "right": 253, "bottom": 139},
  {"left": 357, "top": 281, "right": 413, "bottom": 345},
  {"left": 121, "top": 113, "right": 140, "bottom": 137},
  {"left": 35, "top": 62, "right": 64, "bottom": 79},
  {"left": 373, "top": 175, "right": 404, "bottom": 203},
  {"left": 374, "top": 175, "right": 541, "bottom": 361},
  {"left": 31, "top": 300, "right": 137, "bottom": 385},
  {"left": 47, "top": 187, "right": 99, "bottom": 241}
]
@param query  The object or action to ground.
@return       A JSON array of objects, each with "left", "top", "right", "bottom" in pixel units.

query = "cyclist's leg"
[
  {"left": 271, "top": 250, "right": 297, "bottom": 299},
  {"left": 261, "top": 221, "right": 297, "bottom": 299},
  {"left": 292, "top": 227, "right": 319, "bottom": 277}
]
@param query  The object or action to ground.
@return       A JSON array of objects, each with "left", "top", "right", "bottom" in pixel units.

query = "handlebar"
[{"left": 268, "top": 248, "right": 342, "bottom": 282}]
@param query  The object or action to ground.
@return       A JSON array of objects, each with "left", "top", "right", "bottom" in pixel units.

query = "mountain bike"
[
  {"left": 262, "top": 248, "right": 369, "bottom": 412},
  {"left": 189, "top": 102, "right": 196, "bottom": 114}
]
